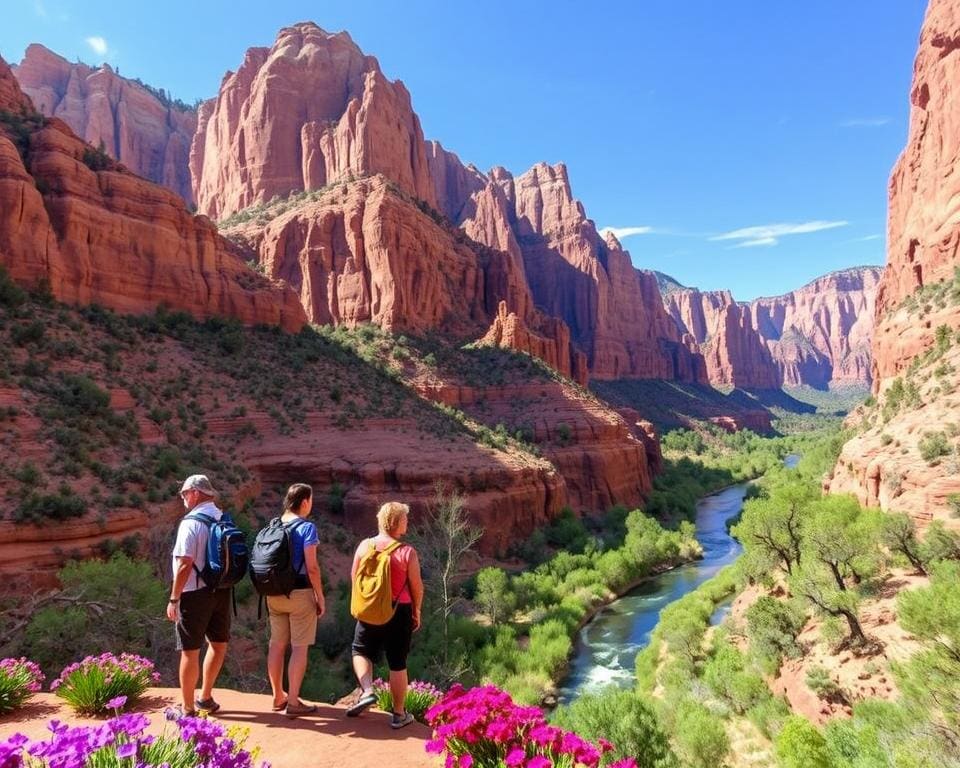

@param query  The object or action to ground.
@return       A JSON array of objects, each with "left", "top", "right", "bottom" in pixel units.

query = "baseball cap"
[{"left": 179, "top": 474, "right": 218, "bottom": 497}]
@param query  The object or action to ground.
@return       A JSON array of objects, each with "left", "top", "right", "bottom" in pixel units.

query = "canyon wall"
[
  {"left": 663, "top": 268, "right": 881, "bottom": 390},
  {"left": 191, "top": 24, "right": 436, "bottom": 220},
  {"left": 830, "top": 0, "right": 960, "bottom": 527},
  {"left": 0, "top": 55, "right": 305, "bottom": 331},
  {"left": 12, "top": 44, "right": 196, "bottom": 204}
]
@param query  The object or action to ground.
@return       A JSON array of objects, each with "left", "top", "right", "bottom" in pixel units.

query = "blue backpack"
[{"left": 183, "top": 511, "right": 249, "bottom": 591}]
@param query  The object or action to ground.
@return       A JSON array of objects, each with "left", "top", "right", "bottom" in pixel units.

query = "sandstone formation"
[
  {"left": 12, "top": 44, "right": 197, "bottom": 203},
  {"left": 0, "top": 55, "right": 305, "bottom": 331},
  {"left": 872, "top": 0, "right": 960, "bottom": 385},
  {"left": 663, "top": 268, "right": 881, "bottom": 390},
  {"left": 478, "top": 301, "right": 588, "bottom": 385},
  {"left": 831, "top": 0, "right": 960, "bottom": 527},
  {"left": 429, "top": 148, "right": 710, "bottom": 383},
  {"left": 192, "top": 23, "right": 436, "bottom": 220}
]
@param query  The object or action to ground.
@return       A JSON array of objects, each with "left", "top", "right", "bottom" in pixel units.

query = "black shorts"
[
  {"left": 175, "top": 587, "right": 231, "bottom": 651},
  {"left": 351, "top": 603, "right": 413, "bottom": 672}
]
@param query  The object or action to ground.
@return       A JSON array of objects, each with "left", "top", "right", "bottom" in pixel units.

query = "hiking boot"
[{"left": 390, "top": 711, "right": 415, "bottom": 729}]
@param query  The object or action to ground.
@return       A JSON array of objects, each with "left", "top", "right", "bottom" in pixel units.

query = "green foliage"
[
  {"left": 18, "top": 554, "right": 167, "bottom": 678},
  {"left": 745, "top": 595, "right": 805, "bottom": 667},
  {"left": 775, "top": 716, "right": 832, "bottom": 768},
  {"left": 880, "top": 513, "right": 926, "bottom": 573},
  {"left": 702, "top": 643, "right": 768, "bottom": 714},
  {"left": 474, "top": 568, "right": 516, "bottom": 625},
  {"left": 672, "top": 699, "right": 729, "bottom": 768},
  {"left": 920, "top": 520, "right": 960, "bottom": 563},
  {"left": 806, "top": 665, "right": 846, "bottom": 702},
  {"left": 552, "top": 689, "right": 677, "bottom": 768},
  {"left": 918, "top": 431, "right": 950, "bottom": 464},
  {"left": 81, "top": 141, "right": 112, "bottom": 172}
]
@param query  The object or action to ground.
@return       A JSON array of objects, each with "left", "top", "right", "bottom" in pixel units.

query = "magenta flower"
[{"left": 106, "top": 695, "right": 128, "bottom": 710}]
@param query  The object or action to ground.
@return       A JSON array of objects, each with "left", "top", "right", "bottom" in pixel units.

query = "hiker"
[
  {"left": 346, "top": 501, "right": 423, "bottom": 729},
  {"left": 167, "top": 475, "right": 234, "bottom": 717},
  {"left": 263, "top": 483, "right": 325, "bottom": 717}
]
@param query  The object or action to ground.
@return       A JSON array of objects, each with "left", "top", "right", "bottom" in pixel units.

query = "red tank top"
[{"left": 367, "top": 535, "right": 413, "bottom": 604}]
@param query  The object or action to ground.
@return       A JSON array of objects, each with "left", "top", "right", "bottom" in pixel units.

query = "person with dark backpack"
[
  {"left": 255, "top": 483, "right": 325, "bottom": 717},
  {"left": 167, "top": 475, "right": 248, "bottom": 718}
]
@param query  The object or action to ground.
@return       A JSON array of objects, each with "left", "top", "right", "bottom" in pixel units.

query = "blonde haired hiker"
[{"left": 345, "top": 501, "right": 423, "bottom": 728}]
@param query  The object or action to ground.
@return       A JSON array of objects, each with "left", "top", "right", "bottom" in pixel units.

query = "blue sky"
[{"left": 4, "top": 1, "right": 927, "bottom": 299}]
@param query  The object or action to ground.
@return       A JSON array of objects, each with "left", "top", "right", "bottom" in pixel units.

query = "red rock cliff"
[
  {"left": 430, "top": 148, "right": 709, "bottom": 383},
  {"left": 192, "top": 23, "right": 437, "bottom": 220},
  {"left": 873, "top": 0, "right": 960, "bottom": 386},
  {"left": 663, "top": 268, "right": 880, "bottom": 389},
  {"left": 0, "top": 55, "right": 305, "bottom": 331},
  {"left": 12, "top": 44, "right": 197, "bottom": 204}
]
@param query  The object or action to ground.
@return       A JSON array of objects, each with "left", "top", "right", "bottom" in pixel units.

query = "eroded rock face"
[
  {"left": 431, "top": 150, "right": 709, "bottom": 383},
  {"left": 0, "top": 55, "right": 305, "bottom": 331},
  {"left": 830, "top": 0, "right": 960, "bottom": 529},
  {"left": 873, "top": 0, "right": 960, "bottom": 386},
  {"left": 12, "top": 44, "right": 197, "bottom": 204},
  {"left": 663, "top": 268, "right": 881, "bottom": 389},
  {"left": 193, "top": 23, "right": 436, "bottom": 220},
  {"left": 753, "top": 268, "right": 881, "bottom": 388}
]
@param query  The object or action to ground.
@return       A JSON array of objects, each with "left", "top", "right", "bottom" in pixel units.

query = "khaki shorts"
[{"left": 267, "top": 589, "right": 318, "bottom": 647}]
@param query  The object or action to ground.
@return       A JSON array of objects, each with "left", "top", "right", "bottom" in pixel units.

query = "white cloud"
[
  {"left": 34, "top": 0, "right": 47, "bottom": 18},
  {"left": 852, "top": 233, "right": 882, "bottom": 242},
  {"left": 85, "top": 36, "right": 109, "bottom": 56},
  {"left": 599, "top": 226, "right": 653, "bottom": 240},
  {"left": 710, "top": 220, "right": 848, "bottom": 248},
  {"left": 839, "top": 117, "right": 891, "bottom": 128},
  {"left": 735, "top": 237, "right": 778, "bottom": 248}
]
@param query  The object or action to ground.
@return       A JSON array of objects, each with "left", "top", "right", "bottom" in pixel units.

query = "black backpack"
[
  {"left": 249, "top": 517, "right": 309, "bottom": 598},
  {"left": 183, "top": 511, "right": 249, "bottom": 591}
]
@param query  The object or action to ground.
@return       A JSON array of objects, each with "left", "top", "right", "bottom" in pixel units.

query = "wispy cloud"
[
  {"left": 851, "top": 233, "right": 882, "bottom": 242},
  {"left": 34, "top": 0, "right": 47, "bottom": 18},
  {"left": 839, "top": 117, "right": 891, "bottom": 128},
  {"left": 85, "top": 36, "right": 109, "bottom": 57},
  {"left": 599, "top": 226, "right": 653, "bottom": 240},
  {"left": 710, "top": 220, "right": 848, "bottom": 248}
]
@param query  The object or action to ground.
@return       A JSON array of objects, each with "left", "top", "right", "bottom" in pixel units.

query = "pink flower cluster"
[
  {"left": 0, "top": 658, "right": 44, "bottom": 693},
  {"left": 50, "top": 652, "right": 160, "bottom": 691},
  {"left": 424, "top": 685, "right": 638, "bottom": 768}
]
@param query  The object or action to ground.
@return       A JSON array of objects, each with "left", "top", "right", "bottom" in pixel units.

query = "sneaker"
[
  {"left": 345, "top": 691, "right": 377, "bottom": 718},
  {"left": 390, "top": 711, "right": 415, "bottom": 729},
  {"left": 196, "top": 698, "right": 221, "bottom": 714},
  {"left": 284, "top": 701, "right": 318, "bottom": 718}
]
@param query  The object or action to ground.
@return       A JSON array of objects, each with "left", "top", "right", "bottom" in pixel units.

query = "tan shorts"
[{"left": 267, "top": 589, "right": 318, "bottom": 647}]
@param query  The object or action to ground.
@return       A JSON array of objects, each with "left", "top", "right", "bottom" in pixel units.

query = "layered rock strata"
[
  {"left": 0, "top": 55, "right": 305, "bottom": 331},
  {"left": 13, "top": 44, "right": 197, "bottom": 203},
  {"left": 192, "top": 23, "right": 436, "bottom": 220}
]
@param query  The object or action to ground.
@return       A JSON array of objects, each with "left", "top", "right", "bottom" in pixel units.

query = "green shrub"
[
  {"left": 919, "top": 431, "right": 950, "bottom": 464},
  {"left": 775, "top": 716, "right": 831, "bottom": 768},
  {"left": 475, "top": 568, "right": 517, "bottom": 624},
  {"left": 745, "top": 596, "right": 805, "bottom": 666},
  {"left": 552, "top": 689, "right": 676, "bottom": 767},
  {"left": 673, "top": 699, "right": 729, "bottom": 768}
]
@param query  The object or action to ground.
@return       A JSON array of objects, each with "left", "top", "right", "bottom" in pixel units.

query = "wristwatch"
[{"left": 168, "top": 597, "right": 180, "bottom": 603}]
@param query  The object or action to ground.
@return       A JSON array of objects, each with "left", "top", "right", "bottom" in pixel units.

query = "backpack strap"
[
  {"left": 282, "top": 517, "right": 310, "bottom": 574},
  {"left": 179, "top": 512, "right": 216, "bottom": 585},
  {"left": 379, "top": 540, "right": 409, "bottom": 605}
]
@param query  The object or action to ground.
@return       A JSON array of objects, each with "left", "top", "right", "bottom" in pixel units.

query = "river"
[{"left": 557, "top": 454, "right": 800, "bottom": 701}]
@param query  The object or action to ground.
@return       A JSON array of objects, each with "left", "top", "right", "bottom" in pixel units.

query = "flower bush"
[
  {"left": 51, "top": 653, "right": 160, "bottom": 715},
  {"left": 0, "top": 710, "right": 269, "bottom": 768},
  {"left": 425, "top": 684, "right": 637, "bottom": 768},
  {"left": 372, "top": 679, "right": 443, "bottom": 723},
  {"left": 0, "top": 658, "right": 44, "bottom": 715}
]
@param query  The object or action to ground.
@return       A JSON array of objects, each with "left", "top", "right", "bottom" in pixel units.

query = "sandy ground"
[{"left": 0, "top": 688, "right": 435, "bottom": 768}]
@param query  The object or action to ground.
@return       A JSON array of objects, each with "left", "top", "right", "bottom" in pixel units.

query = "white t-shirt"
[{"left": 171, "top": 501, "right": 222, "bottom": 592}]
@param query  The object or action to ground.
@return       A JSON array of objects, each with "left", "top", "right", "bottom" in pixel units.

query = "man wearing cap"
[{"left": 166, "top": 474, "right": 230, "bottom": 717}]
